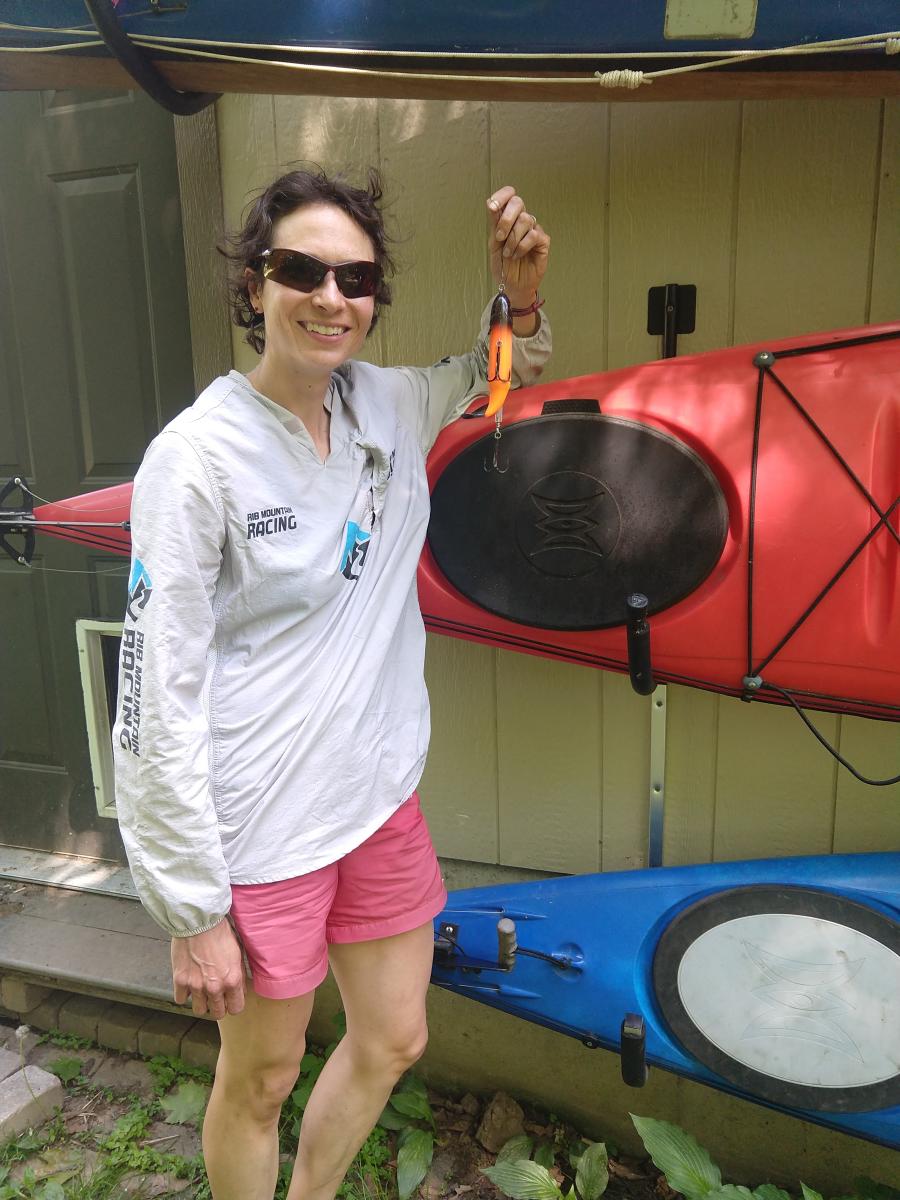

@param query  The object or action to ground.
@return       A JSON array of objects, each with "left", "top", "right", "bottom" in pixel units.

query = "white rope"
[
  {"left": 18, "top": 563, "right": 128, "bottom": 575},
  {"left": 0, "top": 23, "right": 898, "bottom": 89},
  {"left": 594, "top": 70, "right": 647, "bottom": 90}
]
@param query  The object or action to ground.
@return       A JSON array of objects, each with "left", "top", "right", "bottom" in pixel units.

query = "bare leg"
[
  {"left": 286, "top": 921, "right": 434, "bottom": 1200},
  {"left": 203, "top": 987, "right": 315, "bottom": 1200}
]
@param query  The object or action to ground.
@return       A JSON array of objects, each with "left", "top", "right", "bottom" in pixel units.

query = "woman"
[{"left": 113, "top": 167, "right": 551, "bottom": 1200}]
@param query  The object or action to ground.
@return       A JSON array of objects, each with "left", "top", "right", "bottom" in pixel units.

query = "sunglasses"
[{"left": 259, "top": 248, "right": 382, "bottom": 300}]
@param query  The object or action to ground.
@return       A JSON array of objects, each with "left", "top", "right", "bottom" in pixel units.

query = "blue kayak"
[
  {"left": 3, "top": 0, "right": 898, "bottom": 57},
  {"left": 3, "top": 1, "right": 897, "bottom": 109},
  {"left": 432, "top": 852, "right": 900, "bottom": 1149}
]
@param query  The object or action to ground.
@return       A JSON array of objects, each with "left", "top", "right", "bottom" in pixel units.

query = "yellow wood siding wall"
[{"left": 218, "top": 96, "right": 900, "bottom": 874}]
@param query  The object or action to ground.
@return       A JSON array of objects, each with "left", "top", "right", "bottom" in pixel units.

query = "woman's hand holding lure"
[{"left": 485, "top": 186, "right": 550, "bottom": 418}]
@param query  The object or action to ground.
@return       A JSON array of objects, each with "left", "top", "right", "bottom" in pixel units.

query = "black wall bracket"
[{"left": 647, "top": 283, "right": 697, "bottom": 358}]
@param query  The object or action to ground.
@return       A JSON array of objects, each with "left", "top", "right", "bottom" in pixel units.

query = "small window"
[{"left": 75, "top": 619, "right": 123, "bottom": 818}]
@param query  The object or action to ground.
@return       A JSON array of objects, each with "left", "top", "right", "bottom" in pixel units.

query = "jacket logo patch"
[
  {"left": 126, "top": 558, "right": 153, "bottom": 622},
  {"left": 340, "top": 521, "right": 371, "bottom": 581},
  {"left": 247, "top": 506, "right": 297, "bottom": 539},
  {"left": 118, "top": 626, "right": 144, "bottom": 756}
]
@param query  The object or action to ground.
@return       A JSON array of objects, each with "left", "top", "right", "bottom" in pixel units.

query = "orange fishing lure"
[{"left": 485, "top": 289, "right": 513, "bottom": 417}]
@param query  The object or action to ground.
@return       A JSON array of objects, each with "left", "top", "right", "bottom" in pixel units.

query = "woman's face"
[{"left": 251, "top": 202, "right": 377, "bottom": 383}]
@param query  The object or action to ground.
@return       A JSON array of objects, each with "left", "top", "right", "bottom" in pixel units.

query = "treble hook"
[{"left": 484, "top": 411, "right": 509, "bottom": 474}]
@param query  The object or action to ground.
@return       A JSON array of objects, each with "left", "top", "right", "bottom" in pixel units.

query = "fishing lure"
[{"left": 485, "top": 287, "right": 513, "bottom": 418}]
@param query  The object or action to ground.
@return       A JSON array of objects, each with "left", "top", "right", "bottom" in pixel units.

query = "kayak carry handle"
[
  {"left": 626, "top": 593, "right": 656, "bottom": 695},
  {"left": 620, "top": 1013, "right": 649, "bottom": 1087},
  {"left": 497, "top": 918, "right": 518, "bottom": 970}
]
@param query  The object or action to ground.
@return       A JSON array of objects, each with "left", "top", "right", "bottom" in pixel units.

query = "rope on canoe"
[
  {"left": 2, "top": 21, "right": 900, "bottom": 90},
  {"left": 593, "top": 70, "right": 646, "bottom": 90}
]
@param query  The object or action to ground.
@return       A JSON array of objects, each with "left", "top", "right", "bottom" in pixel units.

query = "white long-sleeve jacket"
[{"left": 112, "top": 308, "right": 551, "bottom": 937}]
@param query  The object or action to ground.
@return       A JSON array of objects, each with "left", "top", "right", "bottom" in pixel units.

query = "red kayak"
[
  {"left": 4, "top": 323, "right": 898, "bottom": 721},
  {"left": 421, "top": 323, "right": 900, "bottom": 722}
]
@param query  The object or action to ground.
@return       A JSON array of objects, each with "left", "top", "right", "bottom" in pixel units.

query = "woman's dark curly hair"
[{"left": 220, "top": 166, "right": 395, "bottom": 354}]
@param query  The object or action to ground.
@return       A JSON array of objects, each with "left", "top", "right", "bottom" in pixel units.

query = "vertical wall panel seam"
[
  {"left": 726, "top": 101, "right": 745, "bottom": 349},
  {"left": 863, "top": 99, "right": 886, "bottom": 326},
  {"left": 710, "top": 697, "right": 721, "bottom": 861},
  {"left": 486, "top": 103, "right": 493, "bottom": 295},
  {"left": 493, "top": 650, "right": 501, "bottom": 864},
  {"left": 374, "top": 100, "right": 385, "bottom": 366},
  {"left": 597, "top": 673, "right": 604, "bottom": 871},
  {"left": 602, "top": 104, "right": 611, "bottom": 373},
  {"left": 487, "top": 104, "right": 501, "bottom": 862},
  {"left": 268, "top": 94, "right": 278, "bottom": 168},
  {"left": 829, "top": 715, "right": 842, "bottom": 853}
]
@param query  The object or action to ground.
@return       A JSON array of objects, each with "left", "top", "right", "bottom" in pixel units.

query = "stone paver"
[
  {"left": 89, "top": 1056, "right": 158, "bottom": 1099},
  {"left": 138, "top": 1010, "right": 197, "bottom": 1060},
  {"left": 57, "top": 993, "right": 111, "bottom": 1043},
  {"left": 97, "top": 1001, "right": 152, "bottom": 1054},
  {"left": 0, "top": 1048, "right": 21, "bottom": 1084},
  {"left": 27, "top": 1045, "right": 103, "bottom": 1081},
  {"left": 120, "top": 1169, "right": 193, "bottom": 1196},
  {"left": 0, "top": 978, "right": 52, "bottom": 1015},
  {"left": 0, "top": 1065, "right": 63, "bottom": 1141},
  {"left": 144, "top": 1118, "right": 203, "bottom": 1159},
  {"left": 179, "top": 1022, "right": 219, "bottom": 1073}
]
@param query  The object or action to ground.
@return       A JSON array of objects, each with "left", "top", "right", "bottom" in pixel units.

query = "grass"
[{"left": 0, "top": 1022, "right": 400, "bottom": 1200}]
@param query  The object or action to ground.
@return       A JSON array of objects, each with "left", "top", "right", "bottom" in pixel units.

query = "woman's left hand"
[{"left": 487, "top": 186, "right": 550, "bottom": 307}]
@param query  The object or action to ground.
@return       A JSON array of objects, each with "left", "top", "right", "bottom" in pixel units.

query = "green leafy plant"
[
  {"left": 379, "top": 1074, "right": 436, "bottom": 1199},
  {"left": 43, "top": 1058, "right": 84, "bottom": 1086},
  {"left": 482, "top": 1133, "right": 609, "bottom": 1200},
  {"left": 630, "top": 1115, "right": 900, "bottom": 1200},
  {"left": 147, "top": 1053, "right": 213, "bottom": 1096},
  {"left": 630, "top": 1115, "right": 721, "bottom": 1199},
  {"left": 36, "top": 1031, "right": 93, "bottom": 1052}
]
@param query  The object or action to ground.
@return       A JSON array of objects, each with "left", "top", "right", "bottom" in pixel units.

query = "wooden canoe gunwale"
[{"left": 1, "top": 51, "right": 898, "bottom": 101}]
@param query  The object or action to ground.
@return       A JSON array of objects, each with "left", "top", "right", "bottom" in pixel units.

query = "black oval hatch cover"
[{"left": 427, "top": 413, "right": 728, "bottom": 631}]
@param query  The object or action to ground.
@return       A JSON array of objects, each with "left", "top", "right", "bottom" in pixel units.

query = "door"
[{"left": 0, "top": 87, "right": 195, "bottom": 861}]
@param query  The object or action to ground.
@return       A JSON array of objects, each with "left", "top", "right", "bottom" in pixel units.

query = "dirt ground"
[{"left": 0, "top": 1015, "right": 669, "bottom": 1199}]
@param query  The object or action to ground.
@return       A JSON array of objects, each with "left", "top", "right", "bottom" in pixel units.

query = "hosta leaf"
[
  {"left": 855, "top": 1179, "right": 900, "bottom": 1200},
  {"left": 575, "top": 1141, "right": 609, "bottom": 1200},
  {"left": 377, "top": 1103, "right": 413, "bottom": 1131},
  {"left": 482, "top": 1159, "right": 564, "bottom": 1200},
  {"left": 498, "top": 1134, "right": 534, "bottom": 1162},
  {"left": 159, "top": 1080, "right": 210, "bottom": 1126},
  {"left": 755, "top": 1187, "right": 792, "bottom": 1200},
  {"left": 801, "top": 1187, "right": 825, "bottom": 1200},
  {"left": 390, "top": 1090, "right": 433, "bottom": 1122},
  {"left": 630, "top": 1116, "right": 721, "bottom": 1200},
  {"left": 534, "top": 1143, "right": 556, "bottom": 1169},
  {"left": 705, "top": 1189, "right": 754, "bottom": 1200},
  {"left": 396, "top": 1129, "right": 433, "bottom": 1199},
  {"left": 396, "top": 1073, "right": 429, "bottom": 1099}
]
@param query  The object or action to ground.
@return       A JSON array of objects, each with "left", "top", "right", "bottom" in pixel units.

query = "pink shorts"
[{"left": 228, "top": 793, "right": 447, "bottom": 999}]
